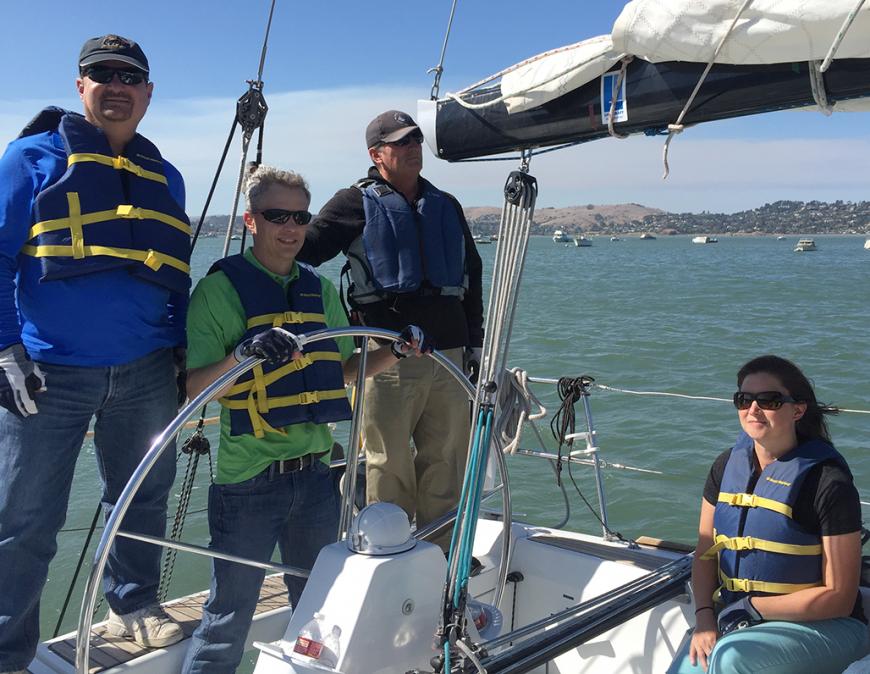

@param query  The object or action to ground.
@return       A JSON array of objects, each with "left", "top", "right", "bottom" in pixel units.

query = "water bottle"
[
  {"left": 319, "top": 625, "right": 342, "bottom": 669},
  {"left": 293, "top": 612, "right": 326, "bottom": 659}
]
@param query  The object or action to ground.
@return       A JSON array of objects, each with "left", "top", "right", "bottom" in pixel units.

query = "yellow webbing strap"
[
  {"left": 719, "top": 570, "right": 821, "bottom": 595},
  {"left": 223, "top": 352, "right": 342, "bottom": 397},
  {"left": 28, "top": 204, "right": 190, "bottom": 239},
  {"left": 68, "top": 152, "right": 168, "bottom": 185},
  {"left": 246, "top": 311, "right": 326, "bottom": 329},
  {"left": 222, "top": 388, "right": 349, "bottom": 440},
  {"left": 116, "top": 205, "right": 190, "bottom": 235},
  {"left": 253, "top": 364, "right": 269, "bottom": 414},
  {"left": 700, "top": 533, "right": 822, "bottom": 560},
  {"left": 66, "top": 193, "right": 85, "bottom": 259},
  {"left": 718, "top": 492, "right": 793, "bottom": 518},
  {"left": 21, "top": 244, "right": 190, "bottom": 274},
  {"left": 29, "top": 208, "right": 120, "bottom": 239}
]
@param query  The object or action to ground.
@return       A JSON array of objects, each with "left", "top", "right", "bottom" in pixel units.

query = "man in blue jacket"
[{"left": 0, "top": 35, "right": 187, "bottom": 670}]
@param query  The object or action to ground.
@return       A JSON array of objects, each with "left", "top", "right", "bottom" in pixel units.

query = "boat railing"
[{"left": 74, "top": 326, "right": 513, "bottom": 673}]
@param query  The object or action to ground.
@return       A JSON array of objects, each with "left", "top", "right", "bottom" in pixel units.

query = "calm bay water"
[{"left": 44, "top": 233, "right": 869, "bottom": 651}]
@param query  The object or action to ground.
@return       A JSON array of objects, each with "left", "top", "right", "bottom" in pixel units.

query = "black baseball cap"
[
  {"left": 366, "top": 110, "right": 419, "bottom": 149},
  {"left": 79, "top": 34, "right": 149, "bottom": 74}
]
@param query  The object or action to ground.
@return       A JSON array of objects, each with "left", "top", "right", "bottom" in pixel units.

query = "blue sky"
[{"left": 1, "top": 1, "right": 868, "bottom": 214}]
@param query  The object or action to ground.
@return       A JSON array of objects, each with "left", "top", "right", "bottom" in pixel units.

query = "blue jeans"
[
  {"left": 667, "top": 618, "right": 870, "bottom": 674},
  {"left": 183, "top": 458, "right": 340, "bottom": 674},
  {"left": 0, "top": 348, "right": 178, "bottom": 670}
]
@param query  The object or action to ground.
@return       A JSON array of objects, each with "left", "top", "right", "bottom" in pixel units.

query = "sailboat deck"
[{"left": 46, "top": 574, "right": 288, "bottom": 673}]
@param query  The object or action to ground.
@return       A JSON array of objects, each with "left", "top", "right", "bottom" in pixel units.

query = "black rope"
[
  {"left": 190, "top": 118, "right": 238, "bottom": 250},
  {"left": 52, "top": 503, "right": 102, "bottom": 637},
  {"left": 549, "top": 376, "right": 631, "bottom": 544},
  {"left": 159, "top": 421, "right": 212, "bottom": 601}
]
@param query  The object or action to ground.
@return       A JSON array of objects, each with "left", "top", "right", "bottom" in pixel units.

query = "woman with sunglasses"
[{"left": 668, "top": 355, "right": 868, "bottom": 674}]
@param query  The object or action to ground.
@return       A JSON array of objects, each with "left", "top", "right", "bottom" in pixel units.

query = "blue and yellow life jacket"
[
  {"left": 215, "top": 255, "right": 352, "bottom": 438},
  {"left": 19, "top": 107, "right": 190, "bottom": 295},
  {"left": 702, "top": 432, "right": 844, "bottom": 604},
  {"left": 349, "top": 179, "right": 466, "bottom": 305}
]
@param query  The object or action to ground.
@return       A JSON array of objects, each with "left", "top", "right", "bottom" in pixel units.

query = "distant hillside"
[
  {"left": 466, "top": 200, "right": 870, "bottom": 236},
  {"left": 194, "top": 200, "right": 870, "bottom": 237},
  {"left": 465, "top": 203, "right": 664, "bottom": 236}
]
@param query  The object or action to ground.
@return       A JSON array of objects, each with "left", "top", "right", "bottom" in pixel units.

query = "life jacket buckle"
[
  {"left": 282, "top": 311, "right": 305, "bottom": 325},
  {"left": 143, "top": 250, "right": 163, "bottom": 271},
  {"left": 116, "top": 204, "right": 144, "bottom": 219},
  {"left": 298, "top": 391, "right": 320, "bottom": 405}
]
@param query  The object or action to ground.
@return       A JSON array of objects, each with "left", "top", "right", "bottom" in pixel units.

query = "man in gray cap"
[
  {"left": 0, "top": 34, "right": 187, "bottom": 670},
  {"left": 298, "top": 110, "right": 483, "bottom": 548}
]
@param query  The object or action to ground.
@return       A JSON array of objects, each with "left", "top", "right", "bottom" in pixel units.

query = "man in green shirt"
[{"left": 182, "top": 165, "right": 427, "bottom": 673}]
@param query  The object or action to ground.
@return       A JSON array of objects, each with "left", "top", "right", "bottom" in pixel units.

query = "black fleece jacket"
[{"left": 297, "top": 167, "right": 483, "bottom": 350}]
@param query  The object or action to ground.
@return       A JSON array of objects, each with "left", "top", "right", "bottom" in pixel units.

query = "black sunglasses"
[
  {"left": 733, "top": 391, "right": 799, "bottom": 411},
  {"left": 257, "top": 209, "right": 312, "bottom": 226},
  {"left": 82, "top": 65, "right": 148, "bottom": 86},
  {"left": 382, "top": 132, "right": 424, "bottom": 148}
]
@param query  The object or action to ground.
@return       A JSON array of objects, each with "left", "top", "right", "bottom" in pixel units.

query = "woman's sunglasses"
[
  {"left": 257, "top": 209, "right": 312, "bottom": 226},
  {"left": 82, "top": 65, "right": 148, "bottom": 86},
  {"left": 733, "top": 391, "right": 799, "bottom": 411}
]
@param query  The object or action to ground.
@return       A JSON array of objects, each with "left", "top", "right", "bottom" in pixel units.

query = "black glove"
[
  {"left": 390, "top": 325, "right": 433, "bottom": 359},
  {"left": 0, "top": 343, "right": 46, "bottom": 418},
  {"left": 717, "top": 597, "right": 763, "bottom": 636},
  {"left": 234, "top": 327, "right": 300, "bottom": 365},
  {"left": 463, "top": 347, "right": 483, "bottom": 385},
  {"left": 172, "top": 346, "right": 187, "bottom": 408}
]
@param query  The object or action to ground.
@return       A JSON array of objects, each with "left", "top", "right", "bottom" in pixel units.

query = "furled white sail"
[
  {"left": 497, "top": 0, "right": 870, "bottom": 114},
  {"left": 500, "top": 36, "right": 622, "bottom": 114},
  {"left": 613, "top": 0, "right": 870, "bottom": 65}
]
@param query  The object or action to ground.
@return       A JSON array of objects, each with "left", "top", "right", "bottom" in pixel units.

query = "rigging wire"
[
  {"left": 428, "top": 0, "right": 460, "bottom": 100},
  {"left": 661, "top": 0, "right": 755, "bottom": 179}
]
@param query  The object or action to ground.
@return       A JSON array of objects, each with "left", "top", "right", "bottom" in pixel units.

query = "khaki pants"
[{"left": 363, "top": 347, "right": 471, "bottom": 540}]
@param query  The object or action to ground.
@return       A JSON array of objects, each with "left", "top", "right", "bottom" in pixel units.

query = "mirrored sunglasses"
[
  {"left": 82, "top": 65, "right": 148, "bottom": 86},
  {"left": 733, "top": 391, "right": 798, "bottom": 411},
  {"left": 257, "top": 209, "right": 312, "bottom": 226}
]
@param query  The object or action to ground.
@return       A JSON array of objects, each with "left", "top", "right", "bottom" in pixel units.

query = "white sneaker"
[{"left": 105, "top": 604, "right": 183, "bottom": 648}]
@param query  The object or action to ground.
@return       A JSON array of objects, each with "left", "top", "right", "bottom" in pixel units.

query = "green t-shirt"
[{"left": 187, "top": 248, "right": 353, "bottom": 484}]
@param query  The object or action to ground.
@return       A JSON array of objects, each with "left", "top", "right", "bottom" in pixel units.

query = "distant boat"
[
  {"left": 639, "top": 233, "right": 656, "bottom": 240},
  {"left": 230, "top": 234, "right": 242, "bottom": 241},
  {"left": 864, "top": 238, "right": 870, "bottom": 250},
  {"left": 610, "top": 236, "right": 621, "bottom": 242},
  {"left": 794, "top": 238, "right": 816, "bottom": 252},
  {"left": 691, "top": 236, "right": 717, "bottom": 244},
  {"left": 490, "top": 234, "right": 498, "bottom": 242},
  {"left": 776, "top": 235, "right": 787, "bottom": 240},
  {"left": 573, "top": 235, "right": 592, "bottom": 247},
  {"left": 473, "top": 234, "right": 492, "bottom": 245},
  {"left": 552, "top": 229, "right": 571, "bottom": 243}
]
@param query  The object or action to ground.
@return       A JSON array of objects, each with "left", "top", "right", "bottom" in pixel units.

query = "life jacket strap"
[
  {"left": 718, "top": 491, "right": 793, "bottom": 518},
  {"left": 223, "top": 352, "right": 342, "bottom": 397},
  {"left": 67, "top": 192, "right": 85, "bottom": 259},
  {"left": 701, "top": 533, "right": 822, "bottom": 560},
  {"left": 28, "top": 203, "right": 189, "bottom": 241},
  {"left": 116, "top": 204, "right": 190, "bottom": 235},
  {"left": 718, "top": 570, "right": 821, "bottom": 595},
  {"left": 21, "top": 244, "right": 190, "bottom": 274},
  {"left": 220, "top": 388, "right": 349, "bottom": 439},
  {"left": 246, "top": 310, "right": 326, "bottom": 330},
  {"left": 67, "top": 152, "right": 168, "bottom": 185}
]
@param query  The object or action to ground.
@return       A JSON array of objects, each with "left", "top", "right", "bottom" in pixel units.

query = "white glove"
[{"left": 0, "top": 343, "right": 46, "bottom": 417}]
